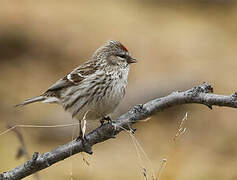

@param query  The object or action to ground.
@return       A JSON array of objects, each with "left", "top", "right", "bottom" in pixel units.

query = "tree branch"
[{"left": 1, "top": 82, "right": 237, "bottom": 180}]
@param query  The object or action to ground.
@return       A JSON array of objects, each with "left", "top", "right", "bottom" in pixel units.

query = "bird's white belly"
[
  {"left": 87, "top": 82, "right": 125, "bottom": 120},
  {"left": 66, "top": 80, "right": 126, "bottom": 121}
]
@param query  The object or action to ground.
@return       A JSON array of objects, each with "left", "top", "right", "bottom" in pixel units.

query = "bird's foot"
[
  {"left": 100, "top": 116, "right": 113, "bottom": 126},
  {"left": 103, "top": 116, "right": 112, "bottom": 123},
  {"left": 76, "top": 135, "right": 93, "bottom": 155},
  {"left": 76, "top": 134, "right": 84, "bottom": 141}
]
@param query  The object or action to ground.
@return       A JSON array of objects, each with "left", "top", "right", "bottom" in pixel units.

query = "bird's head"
[{"left": 93, "top": 40, "right": 137, "bottom": 69}]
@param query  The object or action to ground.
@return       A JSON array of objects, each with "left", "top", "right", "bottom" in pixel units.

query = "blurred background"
[{"left": 1, "top": 0, "right": 237, "bottom": 179}]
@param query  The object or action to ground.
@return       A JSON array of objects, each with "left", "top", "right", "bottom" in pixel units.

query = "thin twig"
[{"left": 0, "top": 123, "right": 80, "bottom": 137}]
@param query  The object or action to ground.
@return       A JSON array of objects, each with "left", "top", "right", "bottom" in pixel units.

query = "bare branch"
[{"left": 1, "top": 83, "right": 237, "bottom": 180}]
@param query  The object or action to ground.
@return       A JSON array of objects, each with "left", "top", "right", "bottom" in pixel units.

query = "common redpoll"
[{"left": 16, "top": 40, "right": 136, "bottom": 138}]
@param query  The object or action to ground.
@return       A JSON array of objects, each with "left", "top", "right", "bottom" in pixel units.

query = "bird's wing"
[{"left": 45, "top": 60, "right": 97, "bottom": 93}]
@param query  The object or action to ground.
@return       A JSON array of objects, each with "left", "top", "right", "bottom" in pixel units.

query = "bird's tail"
[{"left": 15, "top": 96, "right": 46, "bottom": 107}]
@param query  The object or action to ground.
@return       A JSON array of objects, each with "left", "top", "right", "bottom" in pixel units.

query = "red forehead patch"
[{"left": 121, "top": 44, "right": 128, "bottom": 52}]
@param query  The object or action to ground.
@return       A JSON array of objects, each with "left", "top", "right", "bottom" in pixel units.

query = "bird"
[{"left": 16, "top": 40, "right": 137, "bottom": 139}]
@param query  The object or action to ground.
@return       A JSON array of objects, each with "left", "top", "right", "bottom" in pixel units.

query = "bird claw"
[
  {"left": 76, "top": 135, "right": 93, "bottom": 155},
  {"left": 104, "top": 116, "right": 112, "bottom": 123},
  {"left": 100, "top": 116, "right": 113, "bottom": 126},
  {"left": 76, "top": 135, "right": 83, "bottom": 141}
]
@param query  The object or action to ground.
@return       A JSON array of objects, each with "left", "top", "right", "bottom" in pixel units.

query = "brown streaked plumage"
[{"left": 16, "top": 40, "right": 137, "bottom": 137}]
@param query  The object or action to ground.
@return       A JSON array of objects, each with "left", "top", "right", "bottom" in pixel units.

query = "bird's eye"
[{"left": 117, "top": 54, "right": 126, "bottom": 59}]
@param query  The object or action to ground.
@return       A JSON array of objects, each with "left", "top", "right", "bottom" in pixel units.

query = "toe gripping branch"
[
  {"left": 77, "top": 119, "right": 116, "bottom": 155},
  {"left": 100, "top": 116, "right": 112, "bottom": 126},
  {"left": 76, "top": 136, "right": 93, "bottom": 155},
  {"left": 77, "top": 110, "right": 140, "bottom": 155}
]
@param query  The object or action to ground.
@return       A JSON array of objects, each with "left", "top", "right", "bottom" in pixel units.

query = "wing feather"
[{"left": 45, "top": 60, "right": 97, "bottom": 94}]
